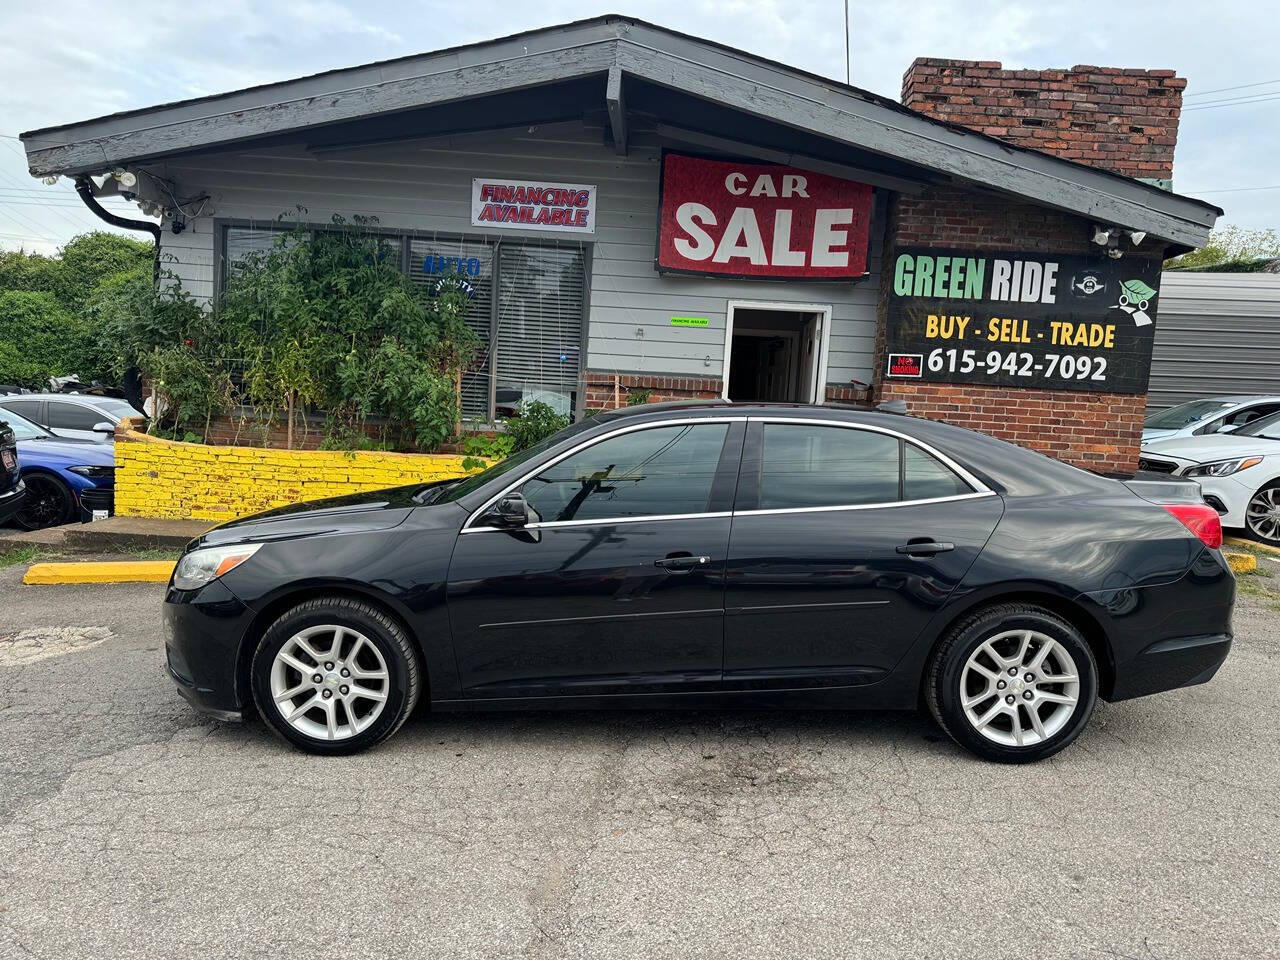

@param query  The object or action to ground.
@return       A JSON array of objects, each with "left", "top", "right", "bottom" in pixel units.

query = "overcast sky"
[{"left": 1, "top": 0, "right": 1276, "bottom": 255}]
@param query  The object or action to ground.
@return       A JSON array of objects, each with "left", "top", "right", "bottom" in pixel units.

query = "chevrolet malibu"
[{"left": 164, "top": 402, "right": 1234, "bottom": 763}]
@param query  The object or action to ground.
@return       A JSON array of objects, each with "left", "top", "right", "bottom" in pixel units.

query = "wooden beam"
[
  {"left": 653, "top": 123, "right": 927, "bottom": 194},
  {"left": 23, "top": 42, "right": 616, "bottom": 177},
  {"left": 606, "top": 65, "right": 628, "bottom": 156}
]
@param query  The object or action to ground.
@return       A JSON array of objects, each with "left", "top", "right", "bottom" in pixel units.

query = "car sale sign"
[{"left": 656, "top": 153, "right": 873, "bottom": 280}]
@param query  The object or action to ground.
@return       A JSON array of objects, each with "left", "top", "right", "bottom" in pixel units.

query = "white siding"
[{"left": 155, "top": 120, "right": 882, "bottom": 386}]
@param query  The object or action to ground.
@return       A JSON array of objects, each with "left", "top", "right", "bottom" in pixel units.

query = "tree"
[
  {"left": 1166, "top": 226, "right": 1280, "bottom": 270},
  {"left": 0, "top": 291, "right": 91, "bottom": 389}
]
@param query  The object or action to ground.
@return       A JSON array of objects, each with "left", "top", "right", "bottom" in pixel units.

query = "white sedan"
[
  {"left": 1141, "top": 395, "right": 1280, "bottom": 447},
  {"left": 1139, "top": 412, "right": 1280, "bottom": 546}
]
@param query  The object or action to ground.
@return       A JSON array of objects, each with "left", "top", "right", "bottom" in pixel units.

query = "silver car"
[
  {"left": 1141, "top": 395, "right": 1280, "bottom": 447},
  {"left": 0, "top": 394, "right": 142, "bottom": 442}
]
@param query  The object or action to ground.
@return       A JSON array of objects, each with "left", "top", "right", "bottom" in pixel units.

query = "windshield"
[
  {"left": 1144, "top": 399, "right": 1234, "bottom": 430},
  {"left": 432, "top": 416, "right": 600, "bottom": 503},
  {"left": 0, "top": 409, "right": 53, "bottom": 441},
  {"left": 1234, "top": 410, "right": 1280, "bottom": 440}
]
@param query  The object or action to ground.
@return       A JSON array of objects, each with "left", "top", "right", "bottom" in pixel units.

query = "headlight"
[
  {"left": 68, "top": 465, "right": 114, "bottom": 479},
  {"left": 172, "top": 543, "right": 263, "bottom": 591},
  {"left": 1184, "top": 457, "right": 1263, "bottom": 478}
]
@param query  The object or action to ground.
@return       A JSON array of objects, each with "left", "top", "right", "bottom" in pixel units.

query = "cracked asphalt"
[{"left": 1, "top": 563, "right": 1277, "bottom": 960}]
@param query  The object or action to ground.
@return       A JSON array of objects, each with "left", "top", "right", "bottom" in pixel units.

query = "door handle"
[
  {"left": 895, "top": 539, "right": 955, "bottom": 557},
  {"left": 655, "top": 554, "right": 712, "bottom": 572}
]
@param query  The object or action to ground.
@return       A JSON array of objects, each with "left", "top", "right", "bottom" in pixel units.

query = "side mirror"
[
  {"left": 1216, "top": 423, "right": 1238, "bottom": 434},
  {"left": 92, "top": 422, "right": 114, "bottom": 434},
  {"left": 489, "top": 492, "right": 530, "bottom": 528}
]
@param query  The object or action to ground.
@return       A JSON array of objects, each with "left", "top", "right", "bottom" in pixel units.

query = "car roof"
[{"left": 0, "top": 393, "right": 117, "bottom": 402}]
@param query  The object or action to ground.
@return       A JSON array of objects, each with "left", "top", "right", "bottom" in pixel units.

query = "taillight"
[{"left": 1164, "top": 503, "right": 1223, "bottom": 550}]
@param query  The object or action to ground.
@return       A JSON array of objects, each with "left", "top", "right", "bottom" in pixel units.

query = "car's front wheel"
[
  {"left": 250, "top": 597, "right": 422, "bottom": 755},
  {"left": 926, "top": 603, "right": 1098, "bottom": 763},
  {"left": 1244, "top": 480, "right": 1280, "bottom": 547},
  {"left": 13, "top": 473, "right": 74, "bottom": 530}
]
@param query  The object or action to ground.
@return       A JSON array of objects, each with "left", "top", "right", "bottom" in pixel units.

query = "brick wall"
[
  {"left": 877, "top": 184, "right": 1164, "bottom": 475},
  {"left": 112, "top": 419, "right": 480, "bottom": 522},
  {"left": 584, "top": 371, "right": 722, "bottom": 410},
  {"left": 901, "top": 59, "right": 1185, "bottom": 180}
]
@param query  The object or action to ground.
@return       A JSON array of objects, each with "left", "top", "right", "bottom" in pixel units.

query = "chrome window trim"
[
  {"left": 460, "top": 412, "right": 993, "bottom": 534},
  {"left": 460, "top": 416, "right": 743, "bottom": 533},
  {"left": 734, "top": 491, "right": 996, "bottom": 518}
]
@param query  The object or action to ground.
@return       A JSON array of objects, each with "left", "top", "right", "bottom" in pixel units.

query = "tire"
[
  {"left": 13, "top": 473, "right": 74, "bottom": 530},
  {"left": 1243, "top": 480, "right": 1280, "bottom": 547},
  {"left": 926, "top": 603, "right": 1099, "bottom": 763},
  {"left": 250, "top": 597, "right": 423, "bottom": 755}
]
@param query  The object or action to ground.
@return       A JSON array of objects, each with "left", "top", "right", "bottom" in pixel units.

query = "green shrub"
[
  {"left": 0, "top": 291, "right": 91, "bottom": 389},
  {"left": 506, "top": 400, "right": 570, "bottom": 452}
]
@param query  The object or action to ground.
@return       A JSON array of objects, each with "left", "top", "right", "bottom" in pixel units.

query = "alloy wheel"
[
  {"left": 960, "top": 629, "right": 1081, "bottom": 747},
  {"left": 1246, "top": 487, "right": 1280, "bottom": 543},
  {"left": 269, "top": 624, "right": 390, "bottom": 741},
  {"left": 17, "top": 475, "right": 66, "bottom": 529}
]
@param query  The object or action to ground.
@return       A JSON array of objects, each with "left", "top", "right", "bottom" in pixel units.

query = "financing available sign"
[
  {"left": 883, "top": 248, "right": 1162, "bottom": 395},
  {"left": 471, "top": 178, "right": 597, "bottom": 234},
  {"left": 655, "top": 152, "right": 874, "bottom": 280}
]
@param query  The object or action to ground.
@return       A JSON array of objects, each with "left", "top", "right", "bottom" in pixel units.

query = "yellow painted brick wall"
[{"left": 113, "top": 426, "right": 483, "bottom": 522}]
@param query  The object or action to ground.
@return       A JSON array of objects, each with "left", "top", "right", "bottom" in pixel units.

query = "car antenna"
[{"left": 876, "top": 399, "right": 908, "bottom": 415}]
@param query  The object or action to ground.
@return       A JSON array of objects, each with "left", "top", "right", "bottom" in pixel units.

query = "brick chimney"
[{"left": 901, "top": 60, "right": 1186, "bottom": 182}]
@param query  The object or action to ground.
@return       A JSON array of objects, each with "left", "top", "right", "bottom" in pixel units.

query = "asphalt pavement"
[{"left": 1, "top": 561, "right": 1277, "bottom": 959}]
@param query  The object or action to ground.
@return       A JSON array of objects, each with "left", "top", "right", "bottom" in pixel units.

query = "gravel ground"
[{"left": 0, "top": 560, "right": 1277, "bottom": 960}]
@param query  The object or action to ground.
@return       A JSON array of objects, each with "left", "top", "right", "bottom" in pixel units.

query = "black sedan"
[
  {"left": 164, "top": 402, "right": 1234, "bottom": 762},
  {"left": 0, "top": 419, "right": 25, "bottom": 526}
]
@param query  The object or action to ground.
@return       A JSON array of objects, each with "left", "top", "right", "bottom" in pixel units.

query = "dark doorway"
[{"left": 725, "top": 307, "right": 825, "bottom": 403}]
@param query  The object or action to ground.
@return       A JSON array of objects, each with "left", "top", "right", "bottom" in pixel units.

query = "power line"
[
  {"left": 1185, "top": 93, "right": 1280, "bottom": 111},
  {"left": 1182, "top": 184, "right": 1280, "bottom": 195},
  {"left": 1184, "top": 78, "right": 1280, "bottom": 99}
]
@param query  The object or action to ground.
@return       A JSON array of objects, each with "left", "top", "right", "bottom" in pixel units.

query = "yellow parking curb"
[
  {"left": 23, "top": 561, "right": 176, "bottom": 585},
  {"left": 1223, "top": 551, "right": 1258, "bottom": 575},
  {"left": 1225, "top": 536, "right": 1280, "bottom": 556}
]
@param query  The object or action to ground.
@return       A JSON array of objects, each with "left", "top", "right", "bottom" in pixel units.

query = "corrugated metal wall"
[
  {"left": 154, "top": 119, "right": 883, "bottom": 389},
  {"left": 1148, "top": 272, "right": 1280, "bottom": 409}
]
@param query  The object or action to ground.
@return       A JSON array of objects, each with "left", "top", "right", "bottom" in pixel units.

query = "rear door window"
[
  {"left": 758, "top": 424, "right": 900, "bottom": 509},
  {"left": 904, "top": 444, "right": 972, "bottom": 500},
  {"left": 0, "top": 400, "right": 45, "bottom": 425}
]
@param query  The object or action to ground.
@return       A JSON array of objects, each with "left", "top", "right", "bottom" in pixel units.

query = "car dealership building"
[{"left": 21, "top": 15, "right": 1220, "bottom": 474}]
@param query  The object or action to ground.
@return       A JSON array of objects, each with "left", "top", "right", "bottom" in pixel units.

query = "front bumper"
[
  {"left": 0, "top": 480, "right": 25, "bottom": 525},
  {"left": 163, "top": 579, "right": 256, "bottom": 718},
  {"left": 1194, "top": 474, "right": 1258, "bottom": 530}
]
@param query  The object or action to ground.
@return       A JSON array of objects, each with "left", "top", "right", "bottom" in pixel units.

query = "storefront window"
[
  {"left": 409, "top": 238, "right": 494, "bottom": 420},
  {"left": 221, "top": 226, "right": 586, "bottom": 424},
  {"left": 494, "top": 242, "right": 585, "bottom": 419}
]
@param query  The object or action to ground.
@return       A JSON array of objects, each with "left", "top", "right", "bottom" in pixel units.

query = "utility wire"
[
  {"left": 1185, "top": 93, "right": 1280, "bottom": 111},
  {"left": 1184, "top": 78, "right": 1280, "bottom": 98}
]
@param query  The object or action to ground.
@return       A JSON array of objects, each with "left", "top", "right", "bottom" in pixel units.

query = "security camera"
[{"left": 1107, "top": 247, "right": 1123, "bottom": 260}]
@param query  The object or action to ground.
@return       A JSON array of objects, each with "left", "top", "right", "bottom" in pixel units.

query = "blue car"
[{"left": 0, "top": 409, "right": 114, "bottom": 530}]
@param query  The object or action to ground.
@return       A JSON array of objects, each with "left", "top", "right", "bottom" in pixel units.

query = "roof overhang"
[{"left": 20, "top": 15, "right": 1221, "bottom": 249}]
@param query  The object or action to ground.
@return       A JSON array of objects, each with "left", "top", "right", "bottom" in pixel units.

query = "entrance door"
[
  {"left": 446, "top": 419, "right": 745, "bottom": 697},
  {"left": 723, "top": 302, "right": 831, "bottom": 404}
]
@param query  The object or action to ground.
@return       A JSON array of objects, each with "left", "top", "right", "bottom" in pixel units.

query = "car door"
[
  {"left": 446, "top": 418, "right": 744, "bottom": 698},
  {"left": 45, "top": 400, "right": 105, "bottom": 440},
  {"left": 723, "top": 419, "right": 1004, "bottom": 690}
]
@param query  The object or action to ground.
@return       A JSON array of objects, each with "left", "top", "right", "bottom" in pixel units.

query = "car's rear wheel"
[
  {"left": 13, "top": 473, "right": 74, "bottom": 530},
  {"left": 927, "top": 603, "right": 1098, "bottom": 763},
  {"left": 1244, "top": 480, "right": 1280, "bottom": 547},
  {"left": 250, "top": 597, "right": 422, "bottom": 755}
]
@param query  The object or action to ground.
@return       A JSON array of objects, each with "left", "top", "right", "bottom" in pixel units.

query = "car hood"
[
  {"left": 1140, "top": 428, "right": 1178, "bottom": 444},
  {"left": 16, "top": 436, "right": 114, "bottom": 466},
  {"left": 1140, "top": 434, "right": 1280, "bottom": 464},
  {"left": 194, "top": 481, "right": 462, "bottom": 549}
]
